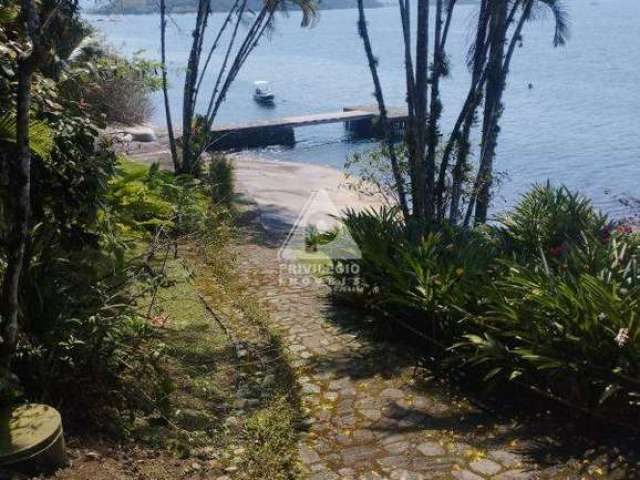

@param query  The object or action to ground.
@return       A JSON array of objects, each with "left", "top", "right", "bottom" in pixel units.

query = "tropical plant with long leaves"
[
  {"left": 460, "top": 233, "right": 639, "bottom": 414},
  {"left": 0, "top": 113, "right": 54, "bottom": 159},
  {"left": 498, "top": 182, "right": 609, "bottom": 261}
]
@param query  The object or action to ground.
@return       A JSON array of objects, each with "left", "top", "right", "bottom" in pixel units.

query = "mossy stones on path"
[{"left": 0, "top": 404, "right": 67, "bottom": 475}]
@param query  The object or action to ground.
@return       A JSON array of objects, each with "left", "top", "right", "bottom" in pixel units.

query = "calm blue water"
[{"left": 86, "top": 0, "right": 640, "bottom": 217}]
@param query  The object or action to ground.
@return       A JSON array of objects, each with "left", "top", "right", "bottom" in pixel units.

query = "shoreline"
[
  {"left": 113, "top": 131, "right": 639, "bottom": 227},
  {"left": 85, "top": 1, "right": 386, "bottom": 16},
  {"left": 232, "top": 151, "right": 382, "bottom": 234},
  {"left": 117, "top": 134, "right": 383, "bottom": 233}
]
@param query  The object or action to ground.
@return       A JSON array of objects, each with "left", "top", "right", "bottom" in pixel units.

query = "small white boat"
[{"left": 253, "top": 80, "right": 275, "bottom": 104}]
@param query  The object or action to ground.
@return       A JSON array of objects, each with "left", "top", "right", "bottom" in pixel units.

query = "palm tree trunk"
[
  {"left": 412, "top": 0, "right": 430, "bottom": 223},
  {"left": 205, "top": 0, "right": 250, "bottom": 125},
  {"left": 471, "top": 0, "right": 509, "bottom": 225},
  {"left": 160, "top": 0, "right": 180, "bottom": 172},
  {"left": 398, "top": 0, "right": 418, "bottom": 221},
  {"left": 398, "top": 0, "right": 415, "bottom": 118},
  {"left": 447, "top": 93, "right": 479, "bottom": 221},
  {"left": 196, "top": 0, "right": 239, "bottom": 97},
  {"left": 181, "top": 0, "right": 210, "bottom": 174},
  {"left": 424, "top": 0, "right": 444, "bottom": 221},
  {"left": 446, "top": 0, "right": 490, "bottom": 222},
  {"left": 357, "top": 0, "right": 410, "bottom": 221},
  {"left": 0, "top": 0, "right": 38, "bottom": 390},
  {"left": 469, "top": 0, "right": 533, "bottom": 224},
  {"left": 207, "top": 8, "right": 272, "bottom": 125}
]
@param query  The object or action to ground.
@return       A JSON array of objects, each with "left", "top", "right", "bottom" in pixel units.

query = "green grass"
[
  {"left": 129, "top": 237, "right": 302, "bottom": 478},
  {"left": 190, "top": 242, "right": 304, "bottom": 479}
]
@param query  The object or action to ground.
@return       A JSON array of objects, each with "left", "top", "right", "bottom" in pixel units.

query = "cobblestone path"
[{"left": 232, "top": 226, "right": 573, "bottom": 480}]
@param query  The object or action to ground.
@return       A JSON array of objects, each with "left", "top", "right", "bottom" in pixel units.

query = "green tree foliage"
[
  {"left": 14, "top": 158, "right": 228, "bottom": 430},
  {"left": 58, "top": 44, "right": 161, "bottom": 125},
  {"left": 208, "top": 153, "right": 234, "bottom": 205},
  {"left": 0, "top": 0, "right": 225, "bottom": 426},
  {"left": 0, "top": 113, "right": 54, "bottom": 159}
]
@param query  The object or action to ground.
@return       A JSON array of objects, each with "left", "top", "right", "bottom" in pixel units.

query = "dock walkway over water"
[{"left": 209, "top": 105, "right": 407, "bottom": 150}]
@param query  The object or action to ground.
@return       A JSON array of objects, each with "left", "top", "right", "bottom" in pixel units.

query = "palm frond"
[
  {"left": 66, "top": 34, "right": 104, "bottom": 64},
  {"left": 0, "top": 3, "right": 19, "bottom": 24},
  {"left": 0, "top": 113, "right": 55, "bottom": 159},
  {"left": 266, "top": 0, "right": 318, "bottom": 27},
  {"left": 535, "top": 0, "right": 570, "bottom": 46}
]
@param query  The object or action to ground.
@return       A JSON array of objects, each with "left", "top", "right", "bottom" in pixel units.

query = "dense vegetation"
[
  {"left": 15, "top": 159, "right": 229, "bottom": 428},
  {"left": 329, "top": 183, "right": 640, "bottom": 426},
  {"left": 1, "top": 0, "right": 304, "bottom": 475},
  {"left": 0, "top": 0, "right": 234, "bottom": 438},
  {"left": 335, "top": 0, "right": 638, "bottom": 430},
  {"left": 1, "top": 0, "right": 638, "bottom": 476}
]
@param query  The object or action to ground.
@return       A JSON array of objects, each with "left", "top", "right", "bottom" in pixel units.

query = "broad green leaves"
[{"left": 0, "top": 113, "right": 54, "bottom": 159}]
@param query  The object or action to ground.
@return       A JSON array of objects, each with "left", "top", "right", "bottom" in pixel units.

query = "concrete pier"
[{"left": 208, "top": 105, "right": 407, "bottom": 150}]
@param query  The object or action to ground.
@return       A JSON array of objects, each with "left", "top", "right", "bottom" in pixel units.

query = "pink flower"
[
  {"left": 616, "top": 225, "right": 633, "bottom": 235},
  {"left": 600, "top": 227, "right": 612, "bottom": 243}
]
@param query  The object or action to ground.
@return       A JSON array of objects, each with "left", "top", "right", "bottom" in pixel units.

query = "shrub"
[
  {"left": 21, "top": 95, "right": 118, "bottom": 334},
  {"left": 337, "top": 206, "right": 496, "bottom": 340},
  {"left": 333, "top": 184, "right": 640, "bottom": 422},
  {"left": 208, "top": 153, "right": 234, "bottom": 205},
  {"left": 344, "top": 144, "right": 409, "bottom": 204},
  {"left": 461, "top": 232, "right": 640, "bottom": 413},
  {"left": 13, "top": 285, "right": 168, "bottom": 433},
  {"left": 0, "top": 11, "right": 205, "bottom": 433},
  {"left": 59, "top": 44, "right": 160, "bottom": 125},
  {"left": 103, "top": 161, "right": 210, "bottom": 240},
  {"left": 498, "top": 182, "right": 611, "bottom": 263},
  {"left": 15, "top": 157, "right": 223, "bottom": 432}
]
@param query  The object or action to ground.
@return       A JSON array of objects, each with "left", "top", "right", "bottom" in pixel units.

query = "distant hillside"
[{"left": 91, "top": 0, "right": 383, "bottom": 14}]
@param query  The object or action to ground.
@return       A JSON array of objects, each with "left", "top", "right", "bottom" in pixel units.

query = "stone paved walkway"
[
  {"left": 233, "top": 226, "right": 567, "bottom": 480},
  {"left": 122, "top": 140, "right": 633, "bottom": 480}
]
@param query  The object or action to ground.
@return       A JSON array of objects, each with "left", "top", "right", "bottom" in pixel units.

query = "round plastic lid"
[{"left": 0, "top": 404, "right": 63, "bottom": 465}]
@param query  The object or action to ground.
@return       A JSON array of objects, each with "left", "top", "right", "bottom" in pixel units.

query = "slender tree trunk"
[
  {"left": 469, "top": 0, "right": 531, "bottom": 224},
  {"left": 424, "top": 0, "right": 443, "bottom": 221},
  {"left": 472, "top": 0, "right": 508, "bottom": 225},
  {"left": 160, "top": 0, "right": 179, "bottom": 172},
  {"left": 446, "top": 0, "right": 490, "bottom": 222},
  {"left": 398, "top": 0, "right": 415, "bottom": 117},
  {"left": 181, "top": 0, "right": 210, "bottom": 174},
  {"left": 447, "top": 92, "right": 479, "bottom": 221},
  {"left": 205, "top": 0, "right": 249, "bottom": 125},
  {"left": 412, "top": 0, "right": 429, "bottom": 223},
  {"left": 357, "top": 0, "right": 410, "bottom": 221},
  {"left": 398, "top": 0, "right": 419, "bottom": 222},
  {"left": 0, "top": 0, "right": 38, "bottom": 391},
  {"left": 195, "top": 1, "right": 239, "bottom": 97},
  {"left": 207, "top": 9, "right": 269, "bottom": 123}
]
